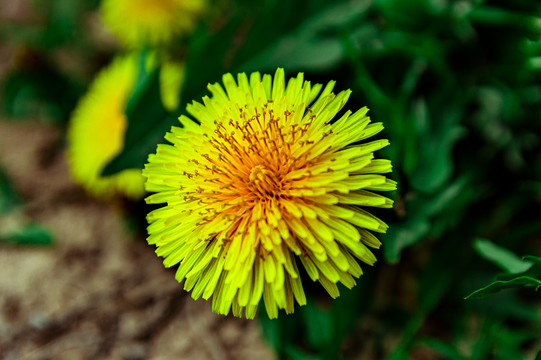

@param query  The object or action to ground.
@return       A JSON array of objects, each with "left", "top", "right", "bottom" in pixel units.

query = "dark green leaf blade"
[
  {"left": 420, "top": 338, "right": 467, "bottom": 360},
  {"left": 0, "top": 168, "right": 20, "bottom": 214},
  {"left": 465, "top": 276, "right": 541, "bottom": 299},
  {"left": 102, "top": 67, "right": 171, "bottom": 175},
  {"left": 301, "top": 302, "right": 334, "bottom": 352},
  {"left": 1, "top": 224, "right": 53, "bottom": 246},
  {"left": 240, "top": 0, "right": 372, "bottom": 72},
  {"left": 473, "top": 238, "right": 533, "bottom": 274}
]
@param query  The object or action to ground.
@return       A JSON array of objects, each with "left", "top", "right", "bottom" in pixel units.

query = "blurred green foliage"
[
  {"left": 1, "top": 0, "right": 541, "bottom": 358},
  {"left": 0, "top": 0, "right": 103, "bottom": 123},
  {"left": 0, "top": 168, "right": 52, "bottom": 246},
  {"left": 2, "top": 61, "right": 83, "bottom": 122},
  {"left": 466, "top": 240, "right": 541, "bottom": 299}
]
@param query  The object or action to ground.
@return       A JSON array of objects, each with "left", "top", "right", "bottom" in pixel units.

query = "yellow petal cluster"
[
  {"left": 144, "top": 69, "right": 396, "bottom": 319},
  {"left": 101, "top": 0, "right": 206, "bottom": 48}
]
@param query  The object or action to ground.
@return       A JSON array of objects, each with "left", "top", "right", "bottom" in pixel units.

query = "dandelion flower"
[
  {"left": 144, "top": 68, "right": 396, "bottom": 319},
  {"left": 67, "top": 55, "right": 184, "bottom": 200},
  {"left": 100, "top": 0, "right": 206, "bottom": 48}
]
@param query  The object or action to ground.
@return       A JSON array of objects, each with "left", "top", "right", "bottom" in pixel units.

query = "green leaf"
[
  {"left": 284, "top": 345, "right": 321, "bottom": 360},
  {"left": 240, "top": 0, "right": 372, "bottom": 72},
  {"left": 1, "top": 224, "right": 53, "bottom": 246},
  {"left": 419, "top": 176, "right": 470, "bottom": 218},
  {"left": 302, "top": 302, "right": 334, "bottom": 351},
  {"left": 102, "top": 65, "right": 171, "bottom": 175},
  {"left": 473, "top": 239, "right": 533, "bottom": 274},
  {"left": 469, "top": 7, "right": 541, "bottom": 39},
  {"left": 420, "top": 338, "right": 467, "bottom": 360},
  {"left": 491, "top": 326, "right": 540, "bottom": 360},
  {"left": 180, "top": 0, "right": 319, "bottom": 106},
  {"left": 1, "top": 68, "right": 81, "bottom": 123},
  {"left": 383, "top": 176, "right": 478, "bottom": 263},
  {"left": 410, "top": 100, "right": 465, "bottom": 194},
  {"left": 387, "top": 238, "right": 459, "bottom": 359},
  {"left": 0, "top": 168, "right": 20, "bottom": 214},
  {"left": 523, "top": 255, "right": 541, "bottom": 267},
  {"left": 258, "top": 303, "right": 301, "bottom": 358},
  {"left": 259, "top": 312, "right": 282, "bottom": 353},
  {"left": 383, "top": 218, "right": 430, "bottom": 263},
  {"left": 465, "top": 276, "right": 541, "bottom": 299},
  {"left": 178, "top": 14, "right": 244, "bottom": 109}
]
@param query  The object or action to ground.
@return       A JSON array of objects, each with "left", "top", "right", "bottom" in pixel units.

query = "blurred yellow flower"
[
  {"left": 67, "top": 55, "right": 183, "bottom": 200},
  {"left": 144, "top": 69, "right": 396, "bottom": 319},
  {"left": 101, "top": 0, "right": 206, "bottom": 47}
]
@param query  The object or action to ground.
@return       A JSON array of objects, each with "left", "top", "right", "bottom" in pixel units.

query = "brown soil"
[{"left": 0, "top": 120, "right": 276, "bottom": 360}]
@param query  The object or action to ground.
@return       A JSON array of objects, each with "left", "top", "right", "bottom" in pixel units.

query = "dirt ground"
[{"left": 0, "top": 120, "right": 277, "bottom": 360}]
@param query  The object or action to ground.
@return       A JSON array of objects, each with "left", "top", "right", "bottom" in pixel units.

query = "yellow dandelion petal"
[
  {"left": 67, "top": 55, "right": 184, "bottom": 200},
  {"left": 101, "top": 0, "right": 206, "bottom": 48},
  {"left": 144, "top": 68, "right": 396, "bottom": 319}
]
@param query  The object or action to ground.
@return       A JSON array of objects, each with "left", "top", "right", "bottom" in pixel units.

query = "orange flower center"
[
  {"left": 249, "top": 165, "right": 281, "bottom": 200},
  {"left": 182, "top": 102, "right": 331, "bottom": 228}
]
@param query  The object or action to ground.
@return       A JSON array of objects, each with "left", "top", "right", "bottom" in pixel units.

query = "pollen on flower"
[{"left": 143, "top": 68, "right": 396, "bottom": 319}]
